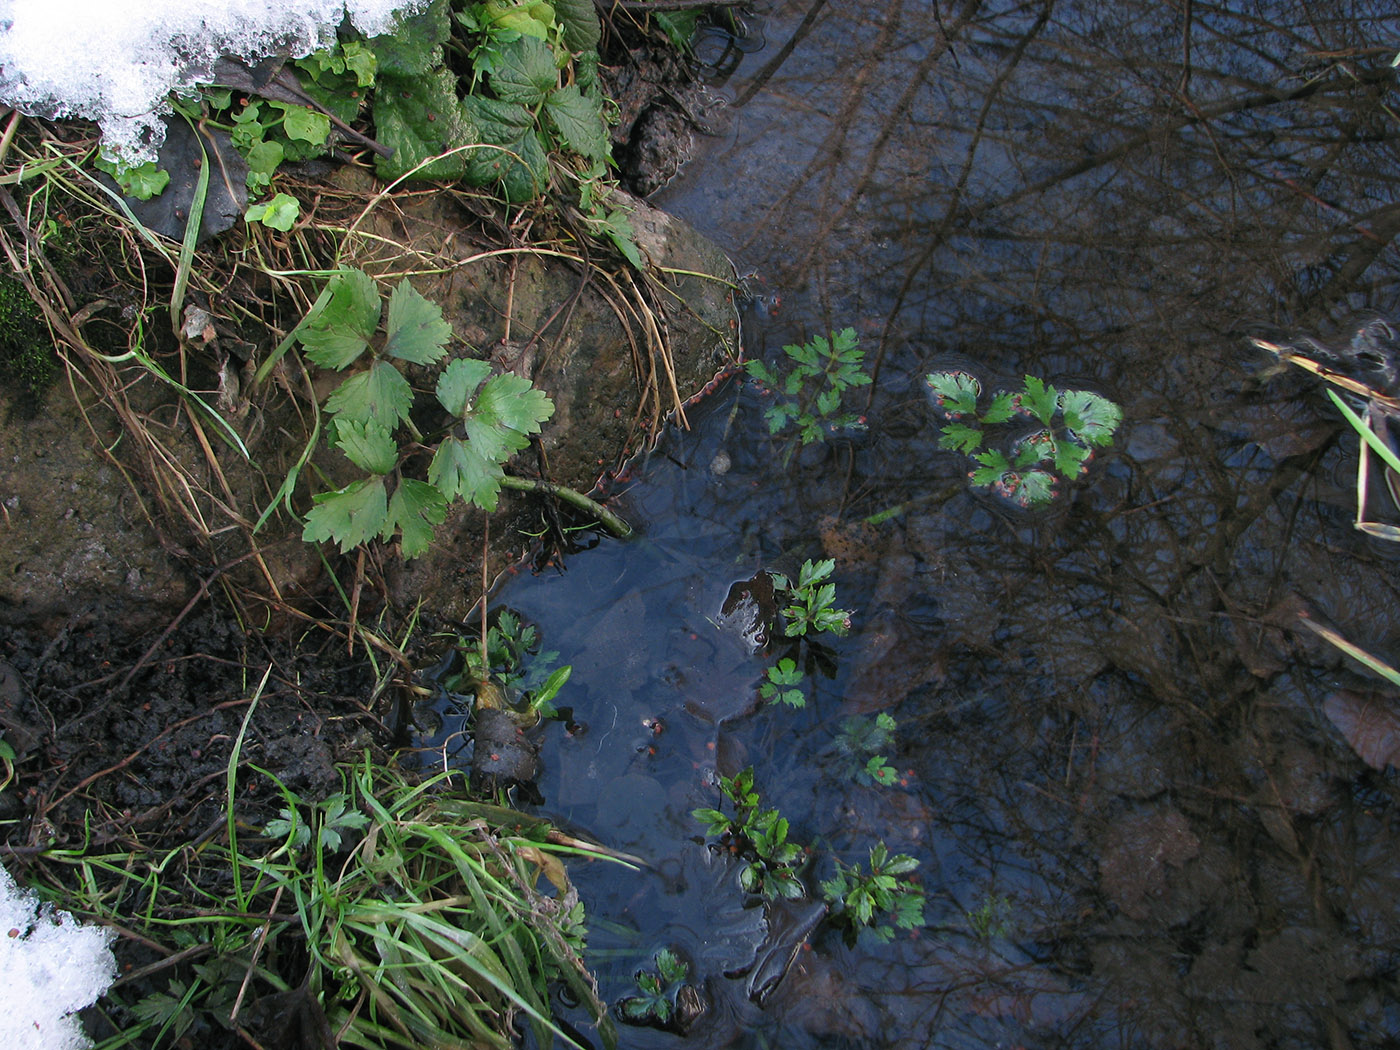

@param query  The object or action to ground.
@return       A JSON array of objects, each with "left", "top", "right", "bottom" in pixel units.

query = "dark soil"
[{"left": 0, "top": 608, "right": 384, "bottom": 857}]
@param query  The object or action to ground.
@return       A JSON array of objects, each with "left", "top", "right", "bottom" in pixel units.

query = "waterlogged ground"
[{"left": 426, "top": 3, "right": 1400, "bottom": 1048}]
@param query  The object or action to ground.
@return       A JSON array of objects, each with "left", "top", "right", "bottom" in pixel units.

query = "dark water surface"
[{"left": 449, "top": 3, "right": 1400, "bottom": 1047}]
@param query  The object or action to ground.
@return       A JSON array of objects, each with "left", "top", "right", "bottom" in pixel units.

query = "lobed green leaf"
[{"left": 384, "top": 279, "right": 452, "bottom": 364}]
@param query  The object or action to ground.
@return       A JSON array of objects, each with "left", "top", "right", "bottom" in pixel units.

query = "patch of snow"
[
  {"left": 0, "top": 862, "right": 116, "bottom": 1050},
  {"left": 0, "top": 0, "right": 427, "bottom": 162}
]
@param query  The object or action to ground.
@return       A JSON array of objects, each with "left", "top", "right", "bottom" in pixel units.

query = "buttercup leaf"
[
  {"left": 303, "top": 477, "right": 388, "bottom": 552},
  {"left": 325, "top": 360, "right": 414, "bottom": 431},
  {"left": 334, "top": 419, "right": 398, "bottom": 475},
  {"left": 436, "top": 357, "right": 493, "bottom": 416},
  {"left": 383, "top": 279, "right": 452, "bottom": 364},
  {"left": 1060, "top": 389, "right": 1123, "bottom": 446},
  {"left": 387, "top": 478, "right": 448, "bottom": 558},
  {"left": 300, "top": 269, "right": 380, "bottom": 369},
  {"left": 429, "top": 434, "right": 504, "bottom": 509}
]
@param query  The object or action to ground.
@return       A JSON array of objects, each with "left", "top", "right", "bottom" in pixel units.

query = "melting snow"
[
  {"left": 0, "top": 862, "right": 115, "bottom": 1050},
  {"left": 0, "top": 0, "right": 426, "bottom": 161}
]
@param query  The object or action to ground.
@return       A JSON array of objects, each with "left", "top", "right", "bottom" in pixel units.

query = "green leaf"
[
  {"left": 303, "top": 477, "right": 389, "bottom": 552},
  {"left": 273, "top": 102, "right": 331, "bottom": 145},
  {"left": 462, "top": 97, "right": 550, "bottom": 201},
  {"left": 386, "top": 478, "right": 448, "bottom": 557},
  {"left": 1019, "top": 375, "right": 1058, "bottom": 425},
  {"left": 473, "top": 371, "right": 555, "bottom": 440},
  {"left": 926, "top": 370, "right": 981, "bottom": 417},
  {"left": 980, "top": 391, "right": 1016, "bottom": 424},
  {"left": 970, "top": 449, "right": 1011, "bottom": 488},
  {"left": 491, "top": 37, "right": 557, "bottom": 106},
  {"left": 429, "top": 434, "right": 504, "bottom": 509},
  {"left": 600, "top": 209, "right": 644, "bottom": 269},
  {"left": 94, "top": 151, "right": 169, "bottom": 200},
  {"left": 553, "top": 0, "right": 601, "bottom": 50},
  {"left": 244, "top": 138, "right": 284, "bottom": 194},
  {"left": 373, "top": 69, "right": 475, "bottom": 181},
  {"left": 480, "top": 0, "right": 557, "bottom": 39},
  {"left": 545, "top": 85, "right": 608, "bottom": 161},
  {"left": 1054, "top": 440, "right": 1092, "bottom": 478},
  {"left": 1059, "top": 389, "right": 1122, "bottom": 446},
  {"left": 325, "top": 360, "right": 415, "bottom": 431},
  {"left": 335, "top": 419, "right": 398, "bottom": 474},
  {"left": 1015, "top": 469, "right": 1056, "bottom": 506},
  {"left": 245, "top": 192, "right": 300, "bottom": 231},
  {"left": 938, "top": 422, "right": 982, "bottom": 453},
  {"left": 436, "top": 357, "right": 494, "bottom": 416},
  {"left": 383, "top": 280, "right": 452, "bottom": 364},
  {"left": 300, "top": 269, "right": 381, "bottom": 369},
  {"left": 370, "top": 0, "right": 451, "bottom": 78}
]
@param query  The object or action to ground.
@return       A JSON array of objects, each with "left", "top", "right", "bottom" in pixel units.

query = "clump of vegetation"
[
  {"left": 746, "top": 327, "right": 871, "bottom": 456},
  {"left": 773, "top": 557, "right": 852, "bottom": 638},
  {"left": 833, "top": 712, "right": 900, "bottom": 787},
  {"left": 618, "top": 947, "right": 691, "bottom": 1028},
  {"left": 55, "top": 754, "right": 614, "bottom": 1050},
  {"left": 444, "top": 609, "right": 572, "bottom": 720},
  {"left": 97, "top": 0, "right": 641, "bottom": 254},
  {"left": 819, "top": 841, "right": 926, "bottom": 944},
  {"left": 926, "top": 371, "right": 1122, "bottom": 507},
  {"left": 966, "top": 892, "right": 1014, "bottom": 941},
  {"left": 692, "top": 766, "right": 807, "bottom": 900}
]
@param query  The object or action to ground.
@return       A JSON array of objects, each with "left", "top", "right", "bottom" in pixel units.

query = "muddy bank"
[{"left": 0, "top": 174, "right": 738, "bottom": 634}]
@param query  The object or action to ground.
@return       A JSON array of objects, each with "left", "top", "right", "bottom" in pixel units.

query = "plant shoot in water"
[
  {"left": 926, "top": 371, "right": 1122, "bottom": 507},
  {"left": 760, "top": 657, "right": 806, "bottom": 708},
  {"left": 619, "top": 947, "right": 690, "bottom": 1026},
  {"left": 692, "top": 767, "right": 807, "bottom": 900},
  {"left": 820, "top": 841, "right": 926, "bottom": 943},
  {"left": 834, "top": 712, "right": 900, "bottom": 786},
  {"left": 772, "top": 558, "right": 852, "bottom": 638},
  {"left": 747, "top": 327, "right": 871, "bottom": 455},
  {"left": 444, "top": 610, "right": 571, "bottom": 719}
]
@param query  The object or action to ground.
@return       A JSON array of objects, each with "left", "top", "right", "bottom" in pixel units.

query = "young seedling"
[
  {"left": 759, "top": 657, "right": 806, "bottom": 708},
  {"left": 444, "top": 610, "right": 572, "bottom": 719},
  {"left": 619, "top": 948, "right": 690, "bottom": 1027},
  {"left": 819, "top": 840, "right": 926, "bottom": 943},
  {"left": 834, "top": 713, "right": 900, "bottom": 787},
  {"left": 772, "top": 558, "right": 852, "bottom": 638},
  {"left": 693, "top": 767, "right": 807, "bottom": 900},
  {"left": 746, "top": 327, "right": 871, "bottom": 455},
  {"left": 926, "top": 371, "right": 1122, "bottom": 508}
]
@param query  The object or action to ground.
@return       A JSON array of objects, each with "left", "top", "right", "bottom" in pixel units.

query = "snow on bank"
[
  {"left": 0, "top": 0, "right": 426, "bottom": 161},
  {"left": 0, "top": 863, "right": 115, "bottom": 1050}
]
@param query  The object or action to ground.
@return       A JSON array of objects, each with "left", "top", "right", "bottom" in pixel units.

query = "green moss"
[{"left": 0, "top": 274, "right": 57, "bottom": 415}]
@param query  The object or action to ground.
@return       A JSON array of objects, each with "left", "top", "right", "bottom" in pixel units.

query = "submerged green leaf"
[{"left": 1059, "top": 389, "right": 1123, "bottom": 446}]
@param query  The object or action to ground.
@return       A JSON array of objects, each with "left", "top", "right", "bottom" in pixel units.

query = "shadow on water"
[{"left": 432, "top": 2, "right": 1400, "bottom": 1046}]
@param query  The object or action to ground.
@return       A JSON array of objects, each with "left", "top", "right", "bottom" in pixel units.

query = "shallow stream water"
[{"left": 435, "top": 3, "right": 1400, "bottom": 1046}]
